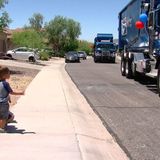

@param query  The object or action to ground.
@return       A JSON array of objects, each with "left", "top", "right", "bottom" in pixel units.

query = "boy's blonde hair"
[{"left": 0, "top": 66, "right": 10, "bottom": 80}]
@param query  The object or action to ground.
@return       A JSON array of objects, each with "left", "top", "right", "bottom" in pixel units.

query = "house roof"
[{"left": 4, "top": 28, "right": 24, "bottom": 39}]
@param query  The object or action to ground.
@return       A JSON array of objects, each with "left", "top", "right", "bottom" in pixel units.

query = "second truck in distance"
[{"left": 93, "top": 33, "right": 116, "bottom": 63}]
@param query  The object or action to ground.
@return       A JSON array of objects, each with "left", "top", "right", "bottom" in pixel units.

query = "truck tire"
[
  {"left": 125, "top": 59, "right": 133, "bottom": 78},
  {"left": 157, "top": 66, "right": 160, "bottom": 97},
  {"left": 132, "top": 63, "right": 138, "bottom": 80},
  {"left": 112, "top": 57, "right": 116, "bottom": 63},
  {"left": 121, "top": 59, "right": 126, "bottom": 76},
  {"left": 94, "top": 57, "right": 98, "bottom": 63},
  {"left": 125, "top": 61, "right": 130, "bottom": 78}
]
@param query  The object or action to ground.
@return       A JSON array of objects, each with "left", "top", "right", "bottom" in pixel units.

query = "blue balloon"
[{"left": 139, "top": 13, "right": 148, "bottom": 23}]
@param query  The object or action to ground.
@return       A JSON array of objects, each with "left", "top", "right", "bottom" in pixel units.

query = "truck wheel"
[
  {"left": 125, "top": 60, "right": 133, "bottom": 78},
  {"left": 132, "top": 63, "right": 138, "bottom": 80},
  {"left": 121, "top": 59, "right": 126, "bottom": 76},
  {"left": 112, "top": 57, "right": 116, "bottom": 63},
  {"left": 157, "top": 66, "right": 160, "bottom": 97},
  {"left": 94, "top": 58, "right": 98, "bottom": 63}
]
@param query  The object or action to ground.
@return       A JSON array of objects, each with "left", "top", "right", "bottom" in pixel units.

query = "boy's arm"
[
  {"left": 3, "top": 81, "right": 24, "bottom": 95},
  {"left": 10, "top": 91, "right": 24, "bottom": 95}
]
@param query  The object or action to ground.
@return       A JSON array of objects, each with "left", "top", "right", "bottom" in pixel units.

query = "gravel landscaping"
[{"left": 8, "top": 66, "right": 39, "bottom": 106}]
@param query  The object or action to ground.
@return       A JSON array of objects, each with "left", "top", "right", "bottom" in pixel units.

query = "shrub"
[{"left": 39, "top": 51, "right": 50, "bottom": 61}]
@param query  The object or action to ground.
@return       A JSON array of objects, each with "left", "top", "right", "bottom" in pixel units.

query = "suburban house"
[
  {"left": 0, "top": 29, "right": 7, "bottom": 57},
  {"left": 0, "top": 28, "right": 24, "bottom": 57}
]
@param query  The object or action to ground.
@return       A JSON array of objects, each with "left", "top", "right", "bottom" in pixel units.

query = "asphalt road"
[{"left": 65, "top": 57, "right": 160, "bottom": 160}]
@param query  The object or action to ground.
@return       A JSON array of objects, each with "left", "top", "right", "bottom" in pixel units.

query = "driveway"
[{"left": 0, "top": 59, "right": 54, "bottom": 70}]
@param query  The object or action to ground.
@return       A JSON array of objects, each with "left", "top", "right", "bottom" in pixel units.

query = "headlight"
[
  {"left": 111, "top": 53, "right": 115, "bottom": 57},
  {"left": 95, "top": 52, "right": 101, "bottom": 56}
]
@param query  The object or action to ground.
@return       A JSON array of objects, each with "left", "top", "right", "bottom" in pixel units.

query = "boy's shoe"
[{"left": 0, "top": 128, "right": 6, "bottom": 133}]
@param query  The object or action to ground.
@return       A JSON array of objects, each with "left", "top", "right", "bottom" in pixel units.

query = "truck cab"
[{"left": 93, "top": 33, "right": 116, "bottom": 63}]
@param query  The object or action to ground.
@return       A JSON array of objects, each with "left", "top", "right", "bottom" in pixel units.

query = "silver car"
[
  {"left": 65, "top": 51, "right": 80, "bottom": 63},
  {"left": 78, "top": 51, "right": 87, "bottom": 60},
  {"left": 7, "top": 47, "right": 39, "bottom": 62}
]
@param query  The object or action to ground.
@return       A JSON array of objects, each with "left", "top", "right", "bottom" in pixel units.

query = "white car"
[{"left": 7, "top": 47, "right": 39, "bottom": 62}]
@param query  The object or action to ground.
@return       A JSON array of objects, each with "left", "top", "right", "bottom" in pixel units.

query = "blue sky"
[{"left": 5, "top": 0, "right": 129, "bottom": 42}]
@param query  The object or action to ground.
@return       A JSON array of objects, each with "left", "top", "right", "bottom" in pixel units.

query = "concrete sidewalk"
[{"left": 0, "top": 59, "right": 129, "bottom": 160}]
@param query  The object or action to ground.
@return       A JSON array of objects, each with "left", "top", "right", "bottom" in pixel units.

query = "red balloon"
[{"left": 135, "top": 21, "right": 144, "bottom": 29}]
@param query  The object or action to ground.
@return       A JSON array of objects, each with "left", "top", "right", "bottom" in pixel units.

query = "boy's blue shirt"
[{"left": 0, "top": 80, "right": 13, "bottom": 103}]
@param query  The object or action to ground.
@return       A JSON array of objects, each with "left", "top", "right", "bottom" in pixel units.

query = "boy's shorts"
[{"left": 0, "top": 102, "right": 9, "bottom": 119}]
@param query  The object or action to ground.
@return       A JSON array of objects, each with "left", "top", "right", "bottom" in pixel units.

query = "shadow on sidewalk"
[{"left": 6, "top": 124, "right": 36, "bottom": 134}]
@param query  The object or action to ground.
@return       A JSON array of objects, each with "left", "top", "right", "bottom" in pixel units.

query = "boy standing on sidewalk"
[{"left": 0, "top": 66, "right": 24, "bottom": 133}]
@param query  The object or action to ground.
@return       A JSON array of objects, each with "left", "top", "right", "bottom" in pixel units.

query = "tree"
[
  {"left": 67, "top": 19, "right": 81, "bottom": 40},
  {"left": 0, "top": 11, "right": 11, "bottom": 28},
  {"left": 0, "top": 0, "right": 11, "bottom": 31},
  {"left": 0, "top": 0, "right": 8, "bottom": 9},
  {"left": 28, "top": 13, "right": 44, "bottom": 31},
  {"left": 12, "top": 29, "right": 44, "bottom": 49},
  {"left": 78, "top": 40, "right": 93, "bottom": 54},
  {"left": 45, "top": 15, "right": 81, "bottom": 56}
]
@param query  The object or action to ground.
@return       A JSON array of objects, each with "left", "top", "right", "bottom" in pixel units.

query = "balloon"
[
  {"left": 135, "top": 21, "right": 144, "bottom": 29},
  {"left": 139, "top": 13, "right": 148, "bottom": 23}
]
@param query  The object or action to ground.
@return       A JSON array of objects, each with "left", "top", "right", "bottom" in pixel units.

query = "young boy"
[{"left": 0, "top": 66, "right": 24, "bottom": 133}]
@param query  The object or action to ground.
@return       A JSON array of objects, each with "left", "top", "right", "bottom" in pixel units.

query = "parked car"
[
  {"left": 78, "top": 51, "right": 87, "bottom": 60},
  {"left": 65, "top": 51, "right": 80, "bottom": 63},
  {"left": 7, "top": 47, "right": 40, "bottom": 62}
]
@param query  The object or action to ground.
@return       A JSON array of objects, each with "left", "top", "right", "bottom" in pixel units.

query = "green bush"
[
  {"left": 77, "top": 40, "right": 92, "bottom": 55},
  {"left": 43, "top": 48, "right": 55, "bottom": 57},
  {"left": 39, "top": 51, "right": 50, "bottom": 61}
]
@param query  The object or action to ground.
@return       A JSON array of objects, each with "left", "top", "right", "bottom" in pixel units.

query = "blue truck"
[
  {"left": 93, "top": 33, "right": 116, "bottom": 63},
  {"left": 119, "top": 0, "right": 160, "bottom": 96}
]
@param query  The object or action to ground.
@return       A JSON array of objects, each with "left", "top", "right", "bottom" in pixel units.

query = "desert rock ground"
[{"left": 8, "top": 66, "right": 39, "bottom": 106}]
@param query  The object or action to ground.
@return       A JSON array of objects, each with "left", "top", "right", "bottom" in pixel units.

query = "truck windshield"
[{"left": 97, "top": 44, "right": 114, "bottom": 51}]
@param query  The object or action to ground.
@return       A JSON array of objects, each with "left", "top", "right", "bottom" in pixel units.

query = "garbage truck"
[
  {"left": 119, "top": 0, "right": 160, "bottom": 96},
  {"left": 93, "top": 33, "right": 116, "bottom": 63}
]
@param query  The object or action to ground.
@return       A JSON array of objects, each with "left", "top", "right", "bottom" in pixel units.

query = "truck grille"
[{"left": 102, "top": 52, "right": 110, "bottom": 56}]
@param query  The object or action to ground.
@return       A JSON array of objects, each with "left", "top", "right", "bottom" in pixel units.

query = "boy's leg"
[
  {"left": 7, "top": 111, "right": 14, "bottom": 123},
  {"left": 0, "top": 119, "right": 6, "bottom": 133},
  {"left": 0, "top": 119, "right": 6, "bottom": 128},
  {"left": 0, "top": 103, "right": 9, "bottom": 132}
]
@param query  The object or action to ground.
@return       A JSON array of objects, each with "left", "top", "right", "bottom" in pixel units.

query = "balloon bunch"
[{"left": 135, "top": 13, "right": 148, "bottom": 29}]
